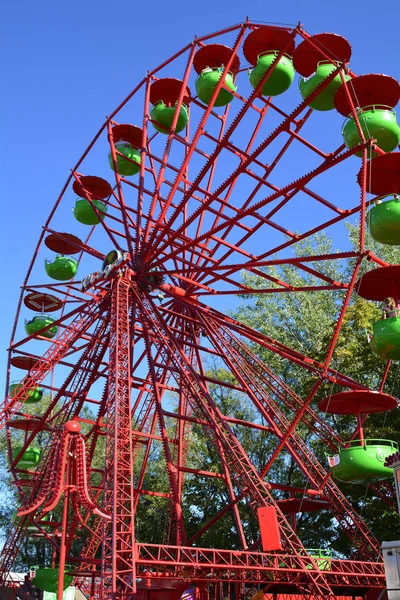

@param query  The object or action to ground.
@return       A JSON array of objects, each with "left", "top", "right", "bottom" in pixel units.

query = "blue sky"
[{"left": 1, "top": 0, "right": 400, "bottom": 393}]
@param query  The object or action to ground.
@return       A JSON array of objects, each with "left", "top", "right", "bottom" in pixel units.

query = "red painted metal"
[
  {"left": 1, "top": 19, "right": 395, "bottom": 600},
  {"left": 10, "top": 356, "right": 39, "bottom": 370},
  {"left": 23, "top": 292, "right": 63, "bottom": 312},
  {"left": 149, "top": 78, "right": 191, "bottom": 106},
  {"left": 1, "top": 302, "right": 105, "bottom": 428},
  {"left": 193, "top": 44, "right": 241, "bottom": 75},
  {"left": 45, "top": 232, "right": 84, "bottom": 255},
  {"left": 8, "top": 417, "right": 49, "bottom": 432},
  {"left": 136, "top": 294, "right": 336, "bottom": 596},
  {"left": 101, "top": 274, "right": 137, "bottom": 598},
  {"left": 111, "top": 123, "right": 143, "bottom": 148},
  {"left": 72, "top": 175, "right": 113, "bottom": 199},
  {"left": 319, "top": 390, "right": 398, "bottom": 414},
  {"left": 243, "top": 26, "right": 296, "bottom": 65},
  {"left": 334, "top": 73, "right": 400, "bottom": 116},
  {"left": 293, "top": 32, "right": 352, "bottom": 77},
  {"left": 200, "top": 317, "right": 381, "bottom": 558},
  {"left": 277, "top": 498, "right": 330, "bottom": 513},
  {"left": 134, "top": 542, "right": 385, "bottom": 590},
  {"left": 356, "top": 265, "right": 400, "bottom": 301},
  {"left": 257, "top": 507, "right": 282, "bottom": 551},
  {"left": 358, "top": 152, "right": 400, "bottom": 196}
]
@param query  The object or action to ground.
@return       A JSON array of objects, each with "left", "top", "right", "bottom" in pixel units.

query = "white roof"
[{"left": 3, "top": 574, "right": 26, "bottom": 583}]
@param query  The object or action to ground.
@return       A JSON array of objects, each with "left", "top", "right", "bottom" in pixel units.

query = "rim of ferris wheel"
[
  {"left": 318, "top": 390, "right": 398, "bottom": 415},
  {"left": 110, "top": 123, "right": 143, "bottom": 149},
  {"left": 334, "top": 73, "right": 400, "bottom": 116},
  {"left": 9, "top": 355, "right": 38, "bottom": 370},
  {"left": 242, "top": 25, "right": 296, "bottom": 65},
  {"left": 44, "top": 232, "right": 83, "bottom": 255},
  {"left": 24, "top": 292, "right": 63, "bottom": 312},
  {"left": 149, "top": 78, "right": 191, "bottom": 106},
  {"left": 355, "top": 265, "right": 400, "bottom": 301},
  {"left": 292, "top": 32, "right": 352, "bottom": 77},
  {"left": 3, "top": 20, "right": 397, "bottom": 598},
  {"left": 276, "top": 498, "right": 330, "bottom": 513},
  {"left": 357, "top": 152, "right": 400, "bottom": 196},
  {"left": 72, "top": 175, "right": 112, "bottom": 200},
  {"left": 193, "top": 43, "right": 241, "bottom": 75}
]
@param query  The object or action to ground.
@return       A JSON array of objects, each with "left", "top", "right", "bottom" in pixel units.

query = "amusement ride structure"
[{"left": 1, "top": 18, "right": 400, "bottom": 600}]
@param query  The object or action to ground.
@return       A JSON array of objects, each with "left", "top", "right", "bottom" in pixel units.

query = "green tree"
[{"left": 232, "top": 227, "right": 400, "bottom": 553}]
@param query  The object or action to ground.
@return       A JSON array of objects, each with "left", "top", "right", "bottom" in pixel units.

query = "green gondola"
[
  {"left": 31, "top": 567, "right": 73, "bottom": 594},
  {"left": 12, "top": 446, "right": 41, "bottom": 470},
  {"left": 367, "top": 195, "right": 400, "bottom": 245},
  {"left": 196, "top": 67, "right": 236, "bottom": 107},
  {"left": 73, "top": 199, "right": 107, "bottom": 225},
  {"left": 45, "top": 256, "right": 78, "bottom": 281},
  {"left": 25, "top": 315, "right": 58, "bottom": 339},
  {"left": 151, "top": 102, "right": 188, "bottom": 134},
  {"left": 249, "top": 51, "right": 294, "bottom": 97},
  {"left": 299, "top": 61, "right": 350, "bottom": 111},
  {"left": 108, "top": 142, "right": 141, "bottom": 176},
  {"left": 9, "top": 382, "right": 43, "bottom": 403},
  {"left": 342, "top": 107, "right": 400, "bottom": 157},
  {"left": 331, "top": 439, "right": 397, "bottom": 483}
]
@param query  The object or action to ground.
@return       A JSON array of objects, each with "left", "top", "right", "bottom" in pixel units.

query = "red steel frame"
[
  {"left": 0, "top": 18, "right": 397, "bottom": 600},
  {"left": 101, "top": 274, "right": 136, "bottom": 598}
]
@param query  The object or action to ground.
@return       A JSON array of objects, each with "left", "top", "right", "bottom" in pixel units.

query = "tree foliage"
[{"left": 232, "top": 226, "right": 400, "bottom": 552}]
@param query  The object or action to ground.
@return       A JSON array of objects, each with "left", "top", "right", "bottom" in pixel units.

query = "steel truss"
[{"left": 1, "top": 18, "right": 397, "bottom": 600}]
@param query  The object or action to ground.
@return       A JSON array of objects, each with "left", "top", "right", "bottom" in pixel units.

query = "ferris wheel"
[{"left": 1, "top": 18, "right": 400, "bottom": 600}]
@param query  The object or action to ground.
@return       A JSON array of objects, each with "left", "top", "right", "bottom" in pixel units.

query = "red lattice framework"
[{"left": 1, "top": 18, "right": 398, "bottom": 600}]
